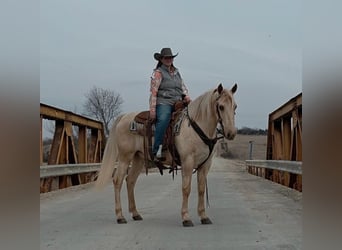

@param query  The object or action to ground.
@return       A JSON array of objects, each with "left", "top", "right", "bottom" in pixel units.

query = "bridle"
[
  {"left": 185, "top": 93, "right": 227, "bottom": 172},
  {"left": 215, "top": 96, "right": 226, "bottom": 141}
]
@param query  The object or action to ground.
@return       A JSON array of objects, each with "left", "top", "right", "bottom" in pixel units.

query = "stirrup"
[
  {"left": 154, "top": 160, "right": 168, "bottom": 176},
  {"left": 168, "top": 166, "right": 181, "bottom": 173},
  {"left": 154, "top": 156, "right": 166, "bottom": 161}
]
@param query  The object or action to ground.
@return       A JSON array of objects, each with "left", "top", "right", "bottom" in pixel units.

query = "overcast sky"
[{"left": 40, "top": 0, "right": 301, "bottom": 129}]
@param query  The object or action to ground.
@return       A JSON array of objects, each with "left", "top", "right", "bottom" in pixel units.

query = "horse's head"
[{"left": 214, "top": 83, "right": 238, "bottom": 140}]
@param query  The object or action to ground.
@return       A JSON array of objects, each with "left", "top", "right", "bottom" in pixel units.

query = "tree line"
[{"left": 237, "top": 127, "right": 267, "bottom": 135}]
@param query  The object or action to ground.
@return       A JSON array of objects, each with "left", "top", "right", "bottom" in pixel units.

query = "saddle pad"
[{"left": 129, "top": 121, "right": 155, "bottom": 136}]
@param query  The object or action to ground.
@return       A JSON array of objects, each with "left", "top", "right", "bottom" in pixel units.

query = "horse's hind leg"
[
  {"left": 126, "top": 154, "right": 144, "bottom": 221},
  {"left": 197, "top": 165, "right": 212, "bottom": 224},
  {"left": 113, "top": 158, "right": 130, "bottom": 224}
]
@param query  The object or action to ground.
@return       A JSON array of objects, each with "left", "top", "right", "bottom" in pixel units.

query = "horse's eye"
[{"left": 219, "top": 105, "right": 224, "bottom": 111}]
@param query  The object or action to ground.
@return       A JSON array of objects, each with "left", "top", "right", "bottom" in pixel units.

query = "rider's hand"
[{"left": 184, "top": 95, "right": 191, "bottom": 104}]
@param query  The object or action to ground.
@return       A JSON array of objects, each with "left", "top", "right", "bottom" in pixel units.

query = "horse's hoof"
[
  {"left": 117, "top": 218, "right": 127, "bottom": 224},
  {"left": 182, "top": 220, "right": 194, "bottom": 227},
  {"left": 132, "top": 214, "right": 143, "bottom": 221},
  {"left": 201, "top": 218, "right": 212, "bottom": 225}
]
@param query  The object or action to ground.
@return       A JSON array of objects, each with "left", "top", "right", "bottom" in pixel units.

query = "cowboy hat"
[{"left": 154, "top": 48, "right": 178, "bottom": 61}]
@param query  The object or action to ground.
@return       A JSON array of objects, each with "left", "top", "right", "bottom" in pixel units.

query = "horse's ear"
[
  {"left": 217, "top": 83, "right": 223, "bottom": 94},
  {"left": 231, "top": 83, "right": 237, "bottom": 94}
]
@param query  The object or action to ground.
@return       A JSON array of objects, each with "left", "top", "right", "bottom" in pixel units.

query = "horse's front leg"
[
  {"left": 181, "top": 160, "right": 194, "bottom": 227},
  {"left": 126, "top": 155, "right": 144, "bottom": 221},
  {"left": 197, "top": 165, "right": 212, "bottom": 224},
  {"left": 113, "top": 159, "right": 130, "bottom": 224}
]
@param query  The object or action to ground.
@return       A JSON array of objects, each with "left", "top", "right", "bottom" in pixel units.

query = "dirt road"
[{"left": 40, "top": 157, "right": 302, "bottom": 250}]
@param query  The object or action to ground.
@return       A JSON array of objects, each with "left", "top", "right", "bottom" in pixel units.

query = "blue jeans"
[{"left": 153, "top": 104, "right": 173, "bottom": 155}]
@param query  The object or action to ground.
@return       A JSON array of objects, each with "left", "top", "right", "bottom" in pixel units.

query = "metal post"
[{"left": 248, "top": 140, "right": 254, "bottom": 160}]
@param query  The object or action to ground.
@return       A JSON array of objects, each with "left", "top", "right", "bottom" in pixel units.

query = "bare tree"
[{"left": 83, "top": 86, "right": 123, "bottom": 137}]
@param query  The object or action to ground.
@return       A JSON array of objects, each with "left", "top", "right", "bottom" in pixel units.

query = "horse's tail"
[{"left": 95, "top": 114, "right": 124, "bottom": 190}]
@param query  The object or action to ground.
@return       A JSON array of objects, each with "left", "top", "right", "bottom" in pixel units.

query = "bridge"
[{"left": 40, "top": 94, "right": 302, "bottom": 249}]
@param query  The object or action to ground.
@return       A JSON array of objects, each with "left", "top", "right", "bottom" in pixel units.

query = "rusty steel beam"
[
  {"left": 40, "top": 103, "right": 103, "bottom": 129},
  {"left": 268, "top": 93, "right": 302, "bottom": 121},
  {"left": 78, "top": 126, "right": 87, "bottom": 163},
  {"left": 250, "top": 93, "right": 302, "bottom": 192},
  {"left": 40, "top": 102, "right": 105, "bottom": 192},
  {"left": 40, "top": 103, "right": 105, "bottom": 165},
  {"left": 48, "top": 120, "right": 78, "bottom": 164},
  {"left": 267, "top": 93, "right": 302, "bottom": 161}
]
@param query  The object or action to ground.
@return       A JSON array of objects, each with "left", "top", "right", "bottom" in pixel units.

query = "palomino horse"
[{"left": 95, "top": 83, "right": 237, "bottom": 227}]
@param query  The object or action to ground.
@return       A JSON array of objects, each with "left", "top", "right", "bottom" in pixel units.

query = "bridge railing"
[
  {"left": 40, "top": 103, "right": 105, "bottom": 193},
  {"left": 246, "top": 93, "right": 302, "bottom": 192},
  {"left": 246, "top": 160, "right": 302, "bottom": 175},
  {"left": 245, "top": 160, "right": 302, "bottom": 191}
]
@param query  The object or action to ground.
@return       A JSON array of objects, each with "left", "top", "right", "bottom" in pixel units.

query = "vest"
[{"left": 156, "top": 65, "right": 184, "bottom": 105}]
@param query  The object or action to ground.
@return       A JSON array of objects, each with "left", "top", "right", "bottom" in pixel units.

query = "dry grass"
[{"left": 217, "top": 134, "right": 267, "bottom": 160}]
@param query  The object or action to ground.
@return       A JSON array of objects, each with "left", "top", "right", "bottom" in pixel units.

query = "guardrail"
[
  {"left": 40, "top": 163, "right": 101, "bottom": 193},
  {"left": 245, "top": 160, "right": 302, "bottom": 191},
  {"left": 40, "top": 163, "right": 101, "bottom": 178}
]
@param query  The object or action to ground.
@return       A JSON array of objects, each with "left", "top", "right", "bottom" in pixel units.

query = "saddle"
[{"left": 131, "top": 101, "right": 186, "bottom": 175}]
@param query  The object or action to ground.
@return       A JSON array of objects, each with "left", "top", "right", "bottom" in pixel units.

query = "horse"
[{"left": 95, "top": 83, "right": 237, "bottom": 227}]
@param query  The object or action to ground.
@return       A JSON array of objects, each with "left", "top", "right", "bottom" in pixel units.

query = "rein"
[{"left": 186, "top": 105, "right": 224, "bottom": 173}]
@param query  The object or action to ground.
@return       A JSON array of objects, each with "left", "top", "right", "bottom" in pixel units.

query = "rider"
[{"left": 149, "top": 48, "right": 191, "bottom": 159}]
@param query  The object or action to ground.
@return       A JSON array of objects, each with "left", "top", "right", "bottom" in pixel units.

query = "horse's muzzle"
[{"left": 226, "top": 128, "right": 237, "bottom": 140}]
